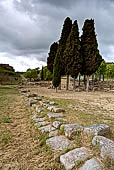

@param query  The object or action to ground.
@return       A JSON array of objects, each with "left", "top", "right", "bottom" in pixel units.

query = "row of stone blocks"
[{"left": 21, "top": 89, "right": 114, "bottom": 170}]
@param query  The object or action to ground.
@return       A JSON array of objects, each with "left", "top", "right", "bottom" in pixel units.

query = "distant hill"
[{"left": 0, "top": 64, "right": 21, "bottom": 85}]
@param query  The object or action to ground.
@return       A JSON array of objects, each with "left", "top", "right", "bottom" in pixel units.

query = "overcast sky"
[{"left": 0, "top": 0, "right": 114, "bottom": 71}]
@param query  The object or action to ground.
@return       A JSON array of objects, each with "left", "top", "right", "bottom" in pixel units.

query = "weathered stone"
[
  {"left": 36, "top": 105, "right": 42, "bottom": 113},
  {"left": 49, "top": 130, "right": 58, "bottom": 137},
  {"left": 60, "top": 147, "right": 89, "bottom": 170},
  {"left": 92, "top": 136, "right": 114, "bottom": 160},
  {"left": 48, "top": 113, "right": 63, "bottom": 119},
  {"left": 39, "top": 101, "right": 44, "bottom": 106},
  {"left": 47, "top": 106, "right": 54, "bottom": 112},
  {"left": 43, "top": 103, "right": 49, "bottom": 108},
  {"left": 53, "top": 107, "right": 65, "bottom": 113},
  {"left": 26, "top": 93, "right": 37, "bottom": 98},
  {"left": 34, "top": 121, "right": 49, "bottom": 127},
  {"left": 35, "top": 117, "right": 46, "bottom": 122},
  {"left": 34, "top": 96, "right": 42, "bottom": 101},
  {"left": 78, "top": 158, "right": 102, "bottom": 170},
  {"left": 46, "top": 136, "right": 72, "bottom": 151},
  {"left": 29, "top": 99, "right": 37, "bottom": 106},
  {"left": 84, "top": 124, "right": 110, "bottom": 136},
  {"left": 32, "top": 114, "right": 37, "bottom": 120},
  {"left": 52, "top": 121, "right": 61, "bottom": 129},
  {"left": 39, "top": 125, "right": 56, "bottom": 133},
  {"left": 49, "top": 101, "right": 55, "bottom": 105},
  {"left": 60, "top": 124, "right": 83, "bottom": 138}
]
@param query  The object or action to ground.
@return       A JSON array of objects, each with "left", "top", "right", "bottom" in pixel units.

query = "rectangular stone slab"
[{"left": 60, "top": 147, "right": 89, "bottom": 170}]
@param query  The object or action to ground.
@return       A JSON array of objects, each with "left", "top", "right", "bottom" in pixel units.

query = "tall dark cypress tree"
[
  {"left": 47, "top": 42, "right": 58, "bottom": 73},
  {"left": 53, "top": 54, "right": 61, "bottom": 92},
  {"left": 63, "top": 20, "right": 82, "bottom": 90},
  {"left": 56, "top": 17, "right": 72, "bottom": 76},
  {"left": 81, "top": 19, "right": 102, "bottom": 91},
  {"left": 53, "top": 17, "right": 72, "bottom": 89}
]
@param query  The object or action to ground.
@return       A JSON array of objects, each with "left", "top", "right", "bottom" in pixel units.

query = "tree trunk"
[
  {"left": 84, "top": 75, "right": 86, "bottom": 90},
  {"left": 78, "top": 74, "right": 80, "bottom": 87},
  {"left": 92, "top": 74, "right": 94, "bottom": 85},
  {"left": 55, "top": 87, "right": 57, "bottom": 92},
  {"left": 58, "top": 81, "right": 61, "bottom": 90},
  {"left": 103, "top": 73, "right": 104, "bottom": 81},
  {"left": 99, "top": 73, "right": 101, "bottom": 81},
  {"left": 66, "top": 75, "right": 69, "bottom": 90},
  {"left": 86, "top": 75, "right": 89, "bottom": 92},
  {"left": 73, "top": 77, "right": 76, "bottom": 91}
]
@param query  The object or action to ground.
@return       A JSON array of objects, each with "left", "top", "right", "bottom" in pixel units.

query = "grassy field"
[{"left": 0, "top": 85, "right": 114, "bottom": 169}]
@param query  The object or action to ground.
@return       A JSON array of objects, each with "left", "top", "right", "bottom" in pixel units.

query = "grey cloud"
[{"left": 0, "top": 0, "right": 114, "bottom": 71}]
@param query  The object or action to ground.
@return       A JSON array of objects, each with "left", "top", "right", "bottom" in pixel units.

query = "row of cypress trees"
[{"left": 47, "top": 17, "right": 102, "bottom": 91}]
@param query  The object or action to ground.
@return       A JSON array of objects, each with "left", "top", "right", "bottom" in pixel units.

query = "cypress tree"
[
  {"left": 53, "top": 17, "right": 72, "bottom": 89},
  {"left": 53, "top": 54, "right": 61, "bottom": 92},
  {"left": 63, "top": 20, "right": 82, "bottom": 90},
  {"left": 57, "top": 17, "right": 72, "bottom": 76},
  {"left": 81, "top": 19, "right": 102, "bottom": 91},
  {"left": 47, "top": 42, "right": 58, "bottom": 73}
]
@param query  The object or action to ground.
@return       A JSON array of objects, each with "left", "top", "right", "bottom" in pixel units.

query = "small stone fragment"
[
  {"left": 48, "top": 113, "right": 63, "bottom": 119},
  {"left": 46, "top": 136, "right": 72, "bottom": 151},
  {"left": 92, "top": 136, "right": 114, "bottom": 160},
  {"left": 49, "top": 101, "right": 55, "bottom": 105},
  {"left": 39, "top": 125, "right": 56, "bottom": 133},
  {"left": 34, "top": 121, "right": 49, "bottom": 127},
  {"left": 52, "top": 121, "right": 61, "bottom": 129},
  {"left": 60, "top": 147, "right": 89, "bottom": 170},
  {"left": 34, "top": 96, "right": 42, "bottom": 101},
  {"left": 26, "top": 93, "right": 37, "bottom": 97},
  {"left": 49, "top": 130, "right": 58, "bottom": 137},
  {"left": 60, "top": 124, "right": 83, "bottom": 138},
  {"left": 78, "top": 158, "right": 102, "bottom": 170},
  {"left": 53, "top": 107, "right": 65, "bottom": 113},
  {"left": 84, "top": 124, "right": 110, "bottom": 136},
  {"left": 47, "top": 106, "right": 54, "bottom": 112},
  {"left": 29, "top": 99, "right": 37, "bottom": 106}
]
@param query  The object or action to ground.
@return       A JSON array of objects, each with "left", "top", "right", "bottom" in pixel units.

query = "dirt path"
[{"left": 0, "top": 95, "right": 41, "bottom": 170}]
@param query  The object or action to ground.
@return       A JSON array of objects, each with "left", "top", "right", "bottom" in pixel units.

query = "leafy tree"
[
  {"left": 96, "top": 59, "right": 106, "bottom": 81},
  {"left": 81, "top": 19, "right": 102, "bottom": 91},
  {"left": 63, "top": 20, "right": 82, "bottom": 90},
  {"left": 35, "top": 67, "right": 40, "bottom": 74},
  {"left": 47, "top": 42, "right": 58, "bottom": 73},
  {"left": 106, "top": 63, "right": 114, "bottom": 79},
  {"left": 24, "top": 69, "right": 37, "bottom": 80},
  {"left": 40, "top": 66, "right": 53, "bottom": 80},
  {"left": 41, "top": 66, "right": 44, "bottom": 80}
]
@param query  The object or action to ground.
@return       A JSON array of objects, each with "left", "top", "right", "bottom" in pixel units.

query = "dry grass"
[
  {"left": 0, "top": 86, "right": 64, "bottom": 170},
  {"left": 0, "top": 84, "right": 114, "bottom": 169}
]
